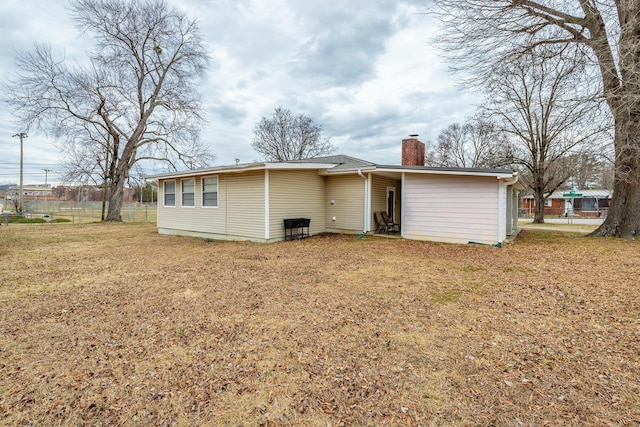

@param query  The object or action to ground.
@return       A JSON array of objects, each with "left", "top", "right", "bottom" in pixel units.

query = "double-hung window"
[
  {"left": 164, "top": 181, "right": 176, "bottom": 207},
  {"left": 181, "top": 179, "right": 195, "bottom": 207},
  {"left": 202, "top": 177, "right": 218, "bottom": 207}
]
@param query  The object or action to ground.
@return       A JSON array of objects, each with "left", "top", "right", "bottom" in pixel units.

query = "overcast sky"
[{"left": 0, "top": 0, "right": 481, "bottom": 186}]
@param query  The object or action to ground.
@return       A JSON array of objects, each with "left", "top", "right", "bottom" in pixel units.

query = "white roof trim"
[
  {"left": 265, "top": 162, "right": 339, "bottom": 170},
  {"left": 318, "top": 167, "right": 377, "bottom": 176},
  {"left": 148, "top": 161, "right": 340, "bottom": 180},
  {"left": 373, "top": 167, "right": 516, "bottom": 179},
  {"left": 148, "top": 160, "right": 517, "bottom": 181}
]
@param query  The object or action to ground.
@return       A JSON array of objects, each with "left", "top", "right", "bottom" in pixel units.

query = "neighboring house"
[
  {"left": 6, "top": 185, "right": 52, "bottom": 201},
  {"left": 521, "top": 189, "right": 611, "bottom": 217},
  {"left": 149, "top": 137, "right": 523, "bottom": 246}
]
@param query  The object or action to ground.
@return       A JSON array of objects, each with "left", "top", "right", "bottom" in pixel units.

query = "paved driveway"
[{"left": 518, "top": 217, "right": 602, "bottom": 233}]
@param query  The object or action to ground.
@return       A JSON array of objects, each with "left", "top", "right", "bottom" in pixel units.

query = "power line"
[{"left": 0, "top": 162, "right": 60, "bottom": 166}]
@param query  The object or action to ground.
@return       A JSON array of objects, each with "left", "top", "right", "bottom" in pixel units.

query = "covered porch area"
[
  {"left": 360, "top": 169, "right": 522, "bottom": 245},
  {"left": 362, "top": 171, "right": 403, "bottom": 235}
]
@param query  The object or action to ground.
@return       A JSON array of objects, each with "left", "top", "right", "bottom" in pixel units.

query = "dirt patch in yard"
[{"left": 1, "top": 223, "right": 639, "bottom": 426}]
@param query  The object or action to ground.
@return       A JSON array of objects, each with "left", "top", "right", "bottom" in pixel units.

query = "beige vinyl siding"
[
  {"left": 268, "top": 170, "right": 326, "bottom": 240},
  {"left": 326, "top": 175, "right": 365, "bottom": 232},
  {"left": 225, "top": 171, "right": 265, "bottom": 239},
  {"left": 403, "top": 174, "right": 500, "bottom": 245},
  {"left": 157, "top": 175, "right": 228, "bottom": 235},
  {"left": 371, "top": 175, "right": 401, "bottom": 229}
]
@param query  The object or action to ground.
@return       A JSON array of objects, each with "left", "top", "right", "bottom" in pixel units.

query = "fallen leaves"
[{"left": 0, "top": 223, "right": 639, "bottom": 425}]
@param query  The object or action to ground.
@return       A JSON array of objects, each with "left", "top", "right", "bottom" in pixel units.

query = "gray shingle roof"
[
  {"left": 522, "top": 189, "right": 612, "bottom": 199},
  {"left": 289, "top": 155, "right": 376, "bottom": 171},
  {"left": 149, "top": 154, "right": 519, "bottom": 179}
]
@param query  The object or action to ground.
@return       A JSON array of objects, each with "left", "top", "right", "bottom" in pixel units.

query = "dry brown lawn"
[{"left": 1, "top": 223, "right": 639, "bottom": 426}]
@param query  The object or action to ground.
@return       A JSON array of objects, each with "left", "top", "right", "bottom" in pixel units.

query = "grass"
[{"left": 1, "top": 223, "right": 639, "bottom": 426}]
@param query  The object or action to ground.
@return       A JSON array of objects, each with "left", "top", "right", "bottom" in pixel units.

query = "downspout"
[
  {"left": 401, "top": 172, "right": 405, "bottom": 238},
  {"left": 264, "top": 170, "right": 270, "bottom": 241},
  {"left": 498, "top": 174, "right": 520, "bottom": 244},
  {"left": 500, "top": 175, "right": 519, "bottom": 187},
  {"left": 367, "top": 172, "right": 373, "bottom": 232},
  {"left": 357, "top": 169, "right": 368, "bottom": 232}
]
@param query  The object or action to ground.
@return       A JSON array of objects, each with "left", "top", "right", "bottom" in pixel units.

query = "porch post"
[
  {"left": 366, "top": 173, "right": 372, "bottom": 232},
  {"left": 264, "top": 170, "right": 269, "bottom": 240},
  {"left": 401, "top": 172, "right": 405, "bottom": 238},
  {"left": 497, "top": 180, "right": 506, "bottom": 245}
]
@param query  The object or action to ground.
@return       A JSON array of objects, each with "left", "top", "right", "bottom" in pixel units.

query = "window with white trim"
[
  {"left": 202, "top": 176, "right": 218, "bottom": 207},
  {"left": 164, "top": 181, "right": 176, "bottom": 207},
  {"left": 181, "top": 178, "right": 195, "bottom": 207}
]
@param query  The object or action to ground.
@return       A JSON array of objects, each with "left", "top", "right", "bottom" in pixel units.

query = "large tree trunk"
[
  {"left": 105, "top": 172, "right": 125, "bottom": 222},
  {"left": 593, "top": 180, "right": 640, "bottom": 238},
  {"left": 101, "top": 181, "right": 108, "bottom": 221},
  {"left": 589, "top": 5, "right": 640, "bottom": 238},
  {"left": 533, "top": 190, "right": 545, "bottom": 224},
  {"left": 591, "top": 113, "right": 640, "bottom": 238}
]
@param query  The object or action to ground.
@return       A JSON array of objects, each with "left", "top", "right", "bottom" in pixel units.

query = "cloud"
[
  {"left": 287, "top": 2, "right": 401, "bottom": 88},
  {"left": 0, "top": 0, "right": 482, "bottom": 184}
]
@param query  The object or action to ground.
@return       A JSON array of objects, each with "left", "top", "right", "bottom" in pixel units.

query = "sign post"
[{"left": 562, "top": 190, "right": 583, "bottom": 224}]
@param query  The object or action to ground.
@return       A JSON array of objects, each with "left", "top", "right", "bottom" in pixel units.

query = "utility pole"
[
  {"left": 43, "top": 169, "right": 53, "bottom": 210},
  {"left": 12, "top": 132, "right": 27, "bottom": 213},
  {"left": 43, "top": 168, "right": 53, "bottom": 186}
]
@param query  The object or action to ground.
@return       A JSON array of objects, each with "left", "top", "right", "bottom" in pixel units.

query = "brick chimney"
[{"left": 401, "top": 135, "right": 425, "bottom": 166}]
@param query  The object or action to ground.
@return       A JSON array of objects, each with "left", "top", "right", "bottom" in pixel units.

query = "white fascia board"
[
  {"left": 264, "top": 162, "right": 339, "bottom": 170},
  {"left": 148, "top": 162, "right": 267, "bottom": 180},
  {"left": 498, "top": 172, "right": 525, "bottom": 190},
  {"left": 374, "top": 167, "right": 515, "bottom": 179},
  {"left": 150, "top": 162, "right": 342, "bottom": 180},
  {"left": 320, "top": 167, "right": 376, "bottom": 176}
]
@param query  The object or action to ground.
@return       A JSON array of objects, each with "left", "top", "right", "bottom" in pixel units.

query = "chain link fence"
[
  {"left": 519, "top": 207, "right": 608, "bottom": 218},
  {"left": 4, "top": 200, "right": 157, "bottom": 224}
]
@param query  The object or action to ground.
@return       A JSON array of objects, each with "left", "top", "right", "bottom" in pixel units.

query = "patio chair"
[
  {"left": 374, "top": 211, "right": 387, "bottom": 234},
  {"left": 381, "top": 211, "right": 399, "bottom": 233},
  {"left": 375, "top": 211, "right": 397, "bottom": 234}
]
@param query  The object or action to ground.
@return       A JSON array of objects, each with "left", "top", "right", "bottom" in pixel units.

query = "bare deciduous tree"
[
  {"left": 426, "top": 117, "right": 506, "bottom": 168},
  {"left": 252, "top": 107, "right": 335, "bottom": 161},
  {"left": 432, "top": 0, "right": 640, "bottom": 238},
  {"left": 483, "top": 50, "right": 607, "bottom": 223},
  {"left": 566, "top": 151, "right": 614, "bottom": 190},
  {"left": 4, "top": 0, "right": 213, "bottom": 221}
]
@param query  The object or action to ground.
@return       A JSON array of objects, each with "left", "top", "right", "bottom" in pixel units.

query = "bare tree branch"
[
  {"left": 3, "top": 0, "right": 213, "bottom": 221},
  {"left": 252, "top": 107, "right": 336, "bottom": 161},
  {"left": 482, "top": 50, "right": 609, "bottom": 222},
  {"left": 430, "top": 0, "right": 640, "bottom": 237}
]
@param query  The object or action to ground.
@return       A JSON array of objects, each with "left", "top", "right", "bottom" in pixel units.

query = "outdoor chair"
[
  {"left": 381, "top": 211, "right": 399, "bottom": 233},
  {"left": 375, "top": 211, "right": 398, "bottom": 234}
]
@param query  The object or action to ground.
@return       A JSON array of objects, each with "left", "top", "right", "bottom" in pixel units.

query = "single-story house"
[
  {"left": 521, "top": 189, "right": 611, "bottom": 217},
  {"left": 149, "top": 137, "right": 523, "bottom": 245}
]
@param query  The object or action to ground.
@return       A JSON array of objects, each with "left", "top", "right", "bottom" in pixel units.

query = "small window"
[
  {"left": 164, "top": 181, "right": 176, "bottom": 207},
  {"left": 181, "top": 179, "right": 195, "bottom": 207},
  {"left": 544, "top": 199, "right": 552, "bottom": 207},
  {"left": 202, "top": 177, "right": 218, "bottom": 207},
  {"left": 582, "top": 197, "right": 597, "bottom": 211}
]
